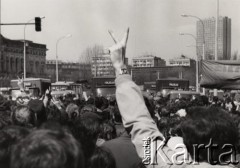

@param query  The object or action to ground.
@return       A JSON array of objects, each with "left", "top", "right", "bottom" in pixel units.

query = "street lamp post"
[
  {"left": 180, "top": 33, "right": 199, "bottom": 92},
  {"left": 23, "top": 16, "right": 45, "bottom": 79},
  {"left": 23, "top": 19, "right": 34, "bottom": 79},
  {"left": 56, "top": 34, "right": 72, "bottom": 82},
  {"left": 181, "top": 14, "right": 205, "bottom": 94}
]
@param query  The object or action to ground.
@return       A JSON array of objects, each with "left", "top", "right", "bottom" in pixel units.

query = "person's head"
[
  {"left": 157, "top": 117, "right": 169, "bottom": 139},
  {"left": 109, "top": 97, "right": 116, "bottom": 106},
  {"left": 80, "top": 105, "right": 96, "bottom": 116},
  {"left": 158, "top": 107, "right": 170, "bottom": 118},
  {"left": 62, "top": 93, "right": 74, "bottom": 107},
  {"left": 86, "top": 97, "right": 95, "bottom": 105},
  {"left": 181, "top": 106, "right": 238, "bottom": 164},
  {"left": 11, "top": 128, "right": 84, "bottom": 168},
  {"left": 189, "top": 96, "right": 203, "bottom": 107},
  {"left": 168, "top": 115, "right": 183, "bottom": 137},
  {"left": 200, "top": 95, "right": 209, "bottom": 106},
  {"left": 70, "top": 114, "right": 101, "bottom": 166},
  {"left": 99, "top": 122, "right": 116, "bottom": 141},
  {"left": 235, "top": 93, "right": 240, "bottom": 102},
  {"left": 39, "top": 120, "right": 65, "bottom": 131},
  {"left": 101, "top": 96, "right": 109, "bottom": 110},
  {"left": 28, "top": 99, "right": 47, "bottom": 127},
  {"left": 66, "top": 103, "right": 79, "bottom": 121},
  {"left": 11, "top": 105, "right": 36, "bottom": 128},
  {"left": 225, "top": 97, "right": 232, "bottom": 103},
  {"left": 0, "top": 126, "right": 30, "bottom": 168},
  {"left": 89, "top": 147, "right": 116, "bottom": 168},
  {"left": 46, "top": 105, "right": 68, "bottom": 125},
  {"left": 95, "top": 97, "right": 103, "bottom": 109},
  {"left": 212, "top": 96, "right": 219, "bottom": 103},
  {"left": 0, "top": 94, "right": 11, "bottom": 112},
  {"left": 0, "top": 111, "right": 12, "bottom": 130},
  {"left": 101, "top": 110, "right": 111, "bottom": 122}
]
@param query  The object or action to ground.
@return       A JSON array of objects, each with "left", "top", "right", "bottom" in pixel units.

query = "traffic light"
[{"left": 35, "top": 17, "right": 41, "bottom": 32}]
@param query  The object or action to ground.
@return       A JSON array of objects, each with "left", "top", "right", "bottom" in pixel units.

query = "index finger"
[
  {"left": 108, "top": 30, "right": 118, "bottom": 44},
  {"left": 120, "top": 27, "right": 130, "bottom": 46}
]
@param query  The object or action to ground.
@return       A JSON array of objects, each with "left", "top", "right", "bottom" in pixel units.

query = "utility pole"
[
  {"left": 213, "top": 0, "right": 219, "bottom": 97},
  {"left": 0, "top": 0, "right": 2, "bottom": 73}
]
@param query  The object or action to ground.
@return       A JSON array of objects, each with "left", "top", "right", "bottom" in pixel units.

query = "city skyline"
[{"left": 1, "top": 0, "right": 240, "bottom": 63}]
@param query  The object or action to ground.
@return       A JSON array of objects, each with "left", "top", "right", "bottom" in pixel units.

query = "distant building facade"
[
  {"left": 91, "top": 53, "right": 128, "bottom": 77},
  {"left": 132, "top": 55, "right": 166, "bottom": 67},
  {"left": 0, "top": 35, "right": 47, "bottom": 87},
  {"left": 91, "top": 54, "right": 115, "bottom": 77},
  {"left": 46, "top": 60, "right": 91, "bottom": 82},
  {"left": 168, "top": 55, "right": 196, "bottom": 67},
  {"left": 132, "top": 59, "right": 196, "bottom": 88},
  {"left": 197, "top": 16, "right": 231, "bottom": 60}
]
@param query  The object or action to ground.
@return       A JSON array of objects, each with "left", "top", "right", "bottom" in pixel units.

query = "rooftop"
[
  {"left": 1, "top": 34, "right": 47, "bottom": 49},
  {"left": 133, "top": 55, "right": 162, "bottom": 60},
  {"left": 169, "top": 55, "right": 192, "bottom": 60}
]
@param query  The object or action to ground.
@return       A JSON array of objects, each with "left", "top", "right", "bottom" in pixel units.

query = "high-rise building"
[{"left": 196, "top": 16, "right": 231, "bottom": 60}]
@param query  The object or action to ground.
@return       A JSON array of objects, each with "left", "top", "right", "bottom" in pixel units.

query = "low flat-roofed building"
[
  {"left": 46, "top": 60, "right": 91, "bottom": 82},
  {"left": 132, "top": 55, "right": 166, "bottom": 67},
  {"left": 168, "top": 55, "right": 195, "bottom": 67}
]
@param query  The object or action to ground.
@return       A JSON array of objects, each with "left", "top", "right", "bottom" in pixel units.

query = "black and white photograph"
[{"left": 0, "top": 0, "right": 240, "bottom": 168}]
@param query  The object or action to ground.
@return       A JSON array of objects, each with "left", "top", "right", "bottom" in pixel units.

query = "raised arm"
[{"left": 108, "top": 29, "right": 167, "bottom": 165}]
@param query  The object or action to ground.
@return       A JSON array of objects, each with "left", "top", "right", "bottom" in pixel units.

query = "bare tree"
[{"left": 79, "top": 44, "right": 104, "bottom": 79}]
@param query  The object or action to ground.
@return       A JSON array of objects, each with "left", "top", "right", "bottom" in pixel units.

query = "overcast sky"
[{"left": 1, "top": 0, "right": 240, "bottom": 63}]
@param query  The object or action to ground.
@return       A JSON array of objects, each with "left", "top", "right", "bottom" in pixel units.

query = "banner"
[{"left": 200, "top": 60, "right": 240, "bottom": 89}]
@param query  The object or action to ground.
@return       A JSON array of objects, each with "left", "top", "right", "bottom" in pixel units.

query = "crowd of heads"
[
  {"left": 0, "top": 89, "right": 240, "bottom": 167},
  {"left": 0, "top": 92, "right": 121, "bottom": 168},
  {"left": 149, "top": 91, "right": 240, "bottom": 165}
]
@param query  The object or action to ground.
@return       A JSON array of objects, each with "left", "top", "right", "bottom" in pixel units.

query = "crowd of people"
[
  {"left": 1, "top": 29, "right": 240, "bottom": 168},
  {"left": 0, "top": 83, "right": 240, "bottom": 168}
]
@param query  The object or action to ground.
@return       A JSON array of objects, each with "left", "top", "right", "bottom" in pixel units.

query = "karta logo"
[{"left": 142, "top": 137, "right": 239, "bottom": 166}]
